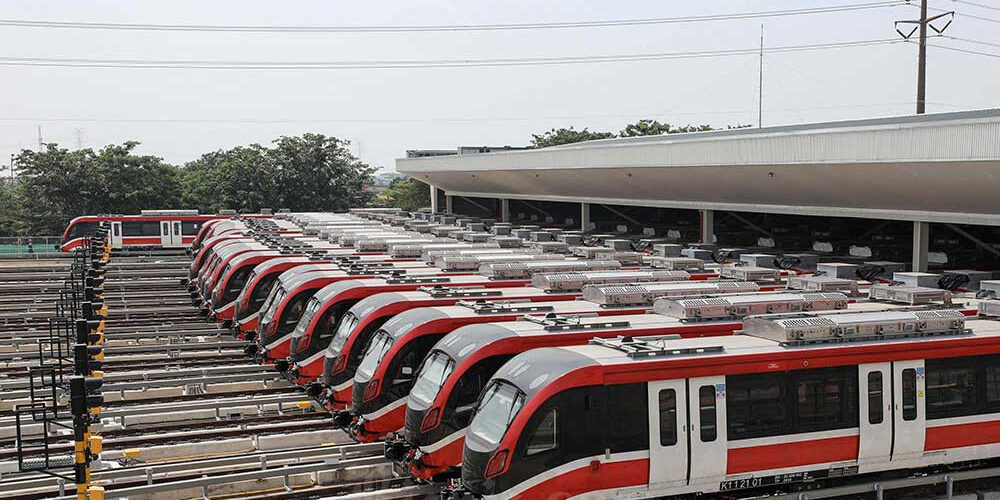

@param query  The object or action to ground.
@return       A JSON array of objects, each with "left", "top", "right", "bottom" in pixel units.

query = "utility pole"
[
  {"left": 37, "top": 125, "right": 43, "bottom": 150},
  {"left": 758, "top": 25, "right": 764, "bottom": 128},
  {"left": 75, "top": 129, "right": 84, "bottom": 150},
  {"left": 895, "top": 0, "right": 953, "bottom": 114}
]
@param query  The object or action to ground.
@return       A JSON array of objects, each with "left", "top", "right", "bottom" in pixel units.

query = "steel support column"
[
  {"left": 429, "top": 185, "right": 439, "bottom": 213},
  {"left": 500, "top": 199, "right": 510, "bottom": 222},
  {"left": 700, "top": 209, "right": 715, "bottom": 244},
  {"left": 581, "top": 203, "right": 591, "bottom": 232},
  {"left": 912, "top": 221, "right": 930, "bottom": 272},
  {"left": 445, "top": 195, "right": 454, "bottom": 214}
]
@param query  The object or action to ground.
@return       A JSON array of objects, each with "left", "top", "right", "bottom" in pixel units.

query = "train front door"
[
  {"left": 109, "top": 221, "right": 123, "bottom": 248},
  {"left": 160, "top": 220, "right": 184, "bottom": 247}
]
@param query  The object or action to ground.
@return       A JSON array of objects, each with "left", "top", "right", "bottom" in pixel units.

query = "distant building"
[
  {"left": 374, "top": 171, "right": 405, "bottom": 187},
  {"left": 406, "top": 145, "right": 530, "bottom": 159}
]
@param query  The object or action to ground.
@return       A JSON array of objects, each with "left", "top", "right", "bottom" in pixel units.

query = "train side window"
[
  {"left": 607, "top": 384, "right": 648, "bottom": 452},
  {"left": 123, "top": 221, "right": 161, "bottom": 236},
  {"left": 161, "top": 222, "right": 169, "bottom": 235},
  {"left": 868, "top": 372, "right": 884, "bottom": 425},
  {"left": 113, "top": 224, "right": 120, "bottom": 237},
  {"left": 727, "top": 372, "right": 788, "bottom": 440},
  {"left": 925, "top": 359, "right": 978, "bottom": 419},
  {"left": 902, "top": 368, "right": 917, "bottom": 421},
  {"left": 658, "top": 389, "right": 677, "bottom": 446},
  {"left": 525, "top": 409, "right": 558, "bottom": 456},
  {"left": 795, "top": 366, "right": 858, "bottom": 433},
  {"left": 986, "top": 362, "right": 1000, "bottom": 404},
  {"left": 698, "top": 385, "right": 717, "bottom": 442}
]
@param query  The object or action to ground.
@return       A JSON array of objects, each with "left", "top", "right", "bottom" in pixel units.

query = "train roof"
[
  {"left": 309, "top": 274, "right": 524, "bottom": 302},
  {"left": 435, "top": 313, "right": 698, "bottom": 366},
  {"left": 506, "top": 315, "right": 1000, "bottom": 399}
]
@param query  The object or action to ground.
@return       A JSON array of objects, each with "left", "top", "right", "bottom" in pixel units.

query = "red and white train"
[
  {"left": 453, "top": 308, "right": 999, "bottom": 500},
  {"left": 60, "top": 210, "right": 286, "bottom": 252}
]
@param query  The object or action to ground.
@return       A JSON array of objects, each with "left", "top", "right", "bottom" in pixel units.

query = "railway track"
[{"left": 0, "top": 251, "right": 413, "bottom": 500}]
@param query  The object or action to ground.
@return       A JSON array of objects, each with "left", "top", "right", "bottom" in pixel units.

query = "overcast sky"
[{"left": 1, "top": 0, "right": 998, "bottom": 173}]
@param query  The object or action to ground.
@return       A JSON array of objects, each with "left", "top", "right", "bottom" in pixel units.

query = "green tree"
[
  {"left": 380, "top": 177, "right": 431, "bottom": 211},
  {"left": 619, "top": 119, "right": 714, "bottom": 137},
  {"left": 13, "top": 142, "right": 181, "bottom": 234},
  {"left": 181, "top": 133, "right": 375, "bottom": 213},
  {"left": 268, "top": 134, "right": 376, "bottom": 211},
  {"left": 181, "top": 145, "right": 278, "bottom": 213},
  {"left": 530, "top": 127, "right": 616, "bottom": 148}
]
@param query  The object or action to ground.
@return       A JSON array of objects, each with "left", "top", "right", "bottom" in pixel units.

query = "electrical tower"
[{"left": 895, "top": 0, "right": 954, "bottom": 114}]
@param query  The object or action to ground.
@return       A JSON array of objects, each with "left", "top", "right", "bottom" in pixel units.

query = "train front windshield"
[
  {"left": 326, "top": 312, "right": 360, "bottom": 357},
  {"left": 468, "top": 380, "right": 525, "bottom": 448},
  {"left": 409, "top": 350, "right": 456, "bottom": 409},
  {"left": 356, "top": 330, "right": 395, "bottom": 381},
  {"left": 259, "top": 286, "right": 287, "bottom": 327},
  {"left": 290, "top": 297, "right": 323, "bottom": 351}
]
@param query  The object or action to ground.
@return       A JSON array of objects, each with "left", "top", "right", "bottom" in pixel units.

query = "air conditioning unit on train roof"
[
  {"left": 741, "top": 309, "right": 967, "bottom": 344},
  {"left": 647, "top": 257, "right": 705, "bottom": 271},
  {"left": 868, "top": 283, "right": 952, "bottom": 305},
  {"left": 582, "top": 281, "right": 759, "bottom": 307},
  {"left": 529, "top": 241, "right": 571, "bottom": 254},
  {"left": 786, "top": 275, "right": 859, "bottom": 295},
  {"left": 487, "top": 236, "right": 524, "bottom": 248},
  {"left": 532, "top": 270, "right": 690, "bottom": 292},
  {"left": 720, "top": 265, "right": 781, "bottom": 282},
  {"left": 480, "top": 260, "right": 622, "bottom": 280},
  {"left": 436, "top": 253, "right": 565, "bottom": 271},
  {"left": 653, "top": 292, "right": 848, "bottom": 321},
  {"left": 140, "top": 209, "right": 200, "bottom": 216}
]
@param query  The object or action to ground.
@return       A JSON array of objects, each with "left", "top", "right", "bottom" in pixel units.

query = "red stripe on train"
[
  {"left": 926, "top": 419, "right": 1000, "bottom": 451},
  {"left": 503, "top": 458, "right": 648, "bottom": 500},
  {"left": 727, "top": 435, "right": 859, "bottom": 474}
]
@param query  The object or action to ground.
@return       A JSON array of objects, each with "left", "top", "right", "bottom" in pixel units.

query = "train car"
[
  {"left": 62, "top": 211, "right": 229, "bottom": 252},
  {"left": 349, "top": 308, "right": 751, "bottom": 446},
  {"left": 193, "top": 241, "right": 271, "bottom": 301},
  {"left": 453, "top": 308, "right": 995, "bottom": 500},
  {"left": 319, "top": 281, "right": 763, "bottom": 414},
  {"left": 232, "top": 256, "right": 429, "bottom": 337},
  {"left": 256, "top": 272, "right": 540, "bottom": 365},
  {"left": 287, "top": 270, "right": 696, "bottom": 386},
  {"left": 394, "top": 292, "right": 852, "bottom": 481},
  {"left": 196, "top": 238, "right": 346, "bottom": 306},
  {"left": 245, "top": 261, "right": 442, "bottom": 342},
  {"left": 233, "top": 258, "right": 333, "bottom": 336}
]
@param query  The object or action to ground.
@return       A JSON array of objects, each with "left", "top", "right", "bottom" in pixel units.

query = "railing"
[{"left": 0, "top": 236, "right": 62, "bottom": 254}]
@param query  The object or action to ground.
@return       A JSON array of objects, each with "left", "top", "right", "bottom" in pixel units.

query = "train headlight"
[
  {"left": 420, "top": 407, "right": 441, "bottom": 433},
  {"left": 484, "top": 449, "right": 509, "bottom": 479},
  {"left": 363, "top": 379, "right": 381, "bottom": 402},
  {"left": 331, "top": 354, "right": 348, "bottom": 375}
]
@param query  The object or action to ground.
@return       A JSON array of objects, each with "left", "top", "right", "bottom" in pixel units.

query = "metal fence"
[{"left": 0, "top": 236, "right": 62, "bottom": 254}]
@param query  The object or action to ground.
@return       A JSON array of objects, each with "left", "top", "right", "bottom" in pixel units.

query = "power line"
[
  {"left": 0, "top": 2, "right": 904, "bottom": 33},
  {"left": 945, "top": 35, "right": 1000, "bottom": 49},
  {"left": 928, "top": 4, "right": 1000, "bottom": 23},
  {"left": 0, "top": 38, "right": 902, "bottom": 70},
  {"left": 925, "top": 41, "right": 1000, "bottom": 59},
  {"left": 953, "top": 0, "right": 1000, "bottom": 13},
  {"left": 0, "top": 102, "right": 969, "bottom": 125}
]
